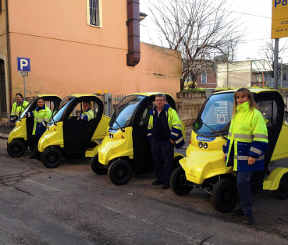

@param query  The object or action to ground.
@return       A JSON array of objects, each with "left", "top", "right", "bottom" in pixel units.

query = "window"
[
  {"left": 88, "top": 0, "right": 101, "bottom": 26},
  {"left": 201, "top": 72, "right": 207, "bottom": 84},
  {"left": 283, "top": 71, "right": 287, "bottom": 81}
]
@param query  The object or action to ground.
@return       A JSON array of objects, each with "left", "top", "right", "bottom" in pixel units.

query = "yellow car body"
[
  {"left": 89, "top": 92, "right": 184, "bottom": 185},
  {"left": 38, "top": 94, "right": 110, "bottom": 168},
  {"left": 178, "top": 89, "right": 288, "bottom": 197},
  {"left": 7, "top": 95, "right": 61, "bottom": 157},
  {"left": 8, "top": 118, "right": 27, "bottom": 144}
]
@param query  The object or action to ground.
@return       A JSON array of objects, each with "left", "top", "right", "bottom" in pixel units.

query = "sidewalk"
[
  {"left": 0, "top": 132, "right": 8, "bottom": 139},
  {"left": 0, "top": 123, "right": 11, "bottom": 139}
]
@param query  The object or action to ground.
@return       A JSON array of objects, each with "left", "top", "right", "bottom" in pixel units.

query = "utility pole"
[
  {"left": 274, "top": 38, "right": 279, "bottom": 89},
  {"left": 280, "top": 62, "right": 283, "bottom": 88}
]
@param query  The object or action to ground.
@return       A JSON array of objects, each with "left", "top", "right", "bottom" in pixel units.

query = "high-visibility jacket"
[
  {"left": 147, "top": 104, "right": 185, "bottom": 148},
  {"left": 80, "top": 109, "right": 94, "bottom": 121},
  {"left": 223, "top": 102, "right": 268, "bottom": 172},
  {"left": 11, "top": 101, "right": 29, "bottom": 117},
  {"left": 32, "top": 105, "right": 52, "bottom": 136}
]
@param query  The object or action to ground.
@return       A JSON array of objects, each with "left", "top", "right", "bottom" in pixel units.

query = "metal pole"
[
  {"left": 226, "top": 60, "right": 229, "bottom": 88},
  {"left": 280, "top": 62, "right": 283, "bottom": 88},
  {"left": 274, "top": 38, "right": 279, "bottom": 89},
  {"left": 23, "top": 75, "right": 26, "bottom": 98}
]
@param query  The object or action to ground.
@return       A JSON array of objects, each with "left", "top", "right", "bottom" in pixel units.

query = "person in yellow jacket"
[
  {"left": 28, "top": 98, "right": 52, "bottom": 158},
  {"left": 79, "top": 101, "right": 94, "bottom": 121},
  {"left": 223, "top": 88, "right": 268, "bottom": 225},
  {"left": 147, "top": 94, "right": 184, "bottom": 189},
  {"left": 10, "top": 93, "right": 29, "bottom": 122}
]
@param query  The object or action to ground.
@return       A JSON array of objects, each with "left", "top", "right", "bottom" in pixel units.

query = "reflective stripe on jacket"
[
  {"left": 32, "top": 106, "right": 52, "bottom": 136},
  {"left": 147, "top": 104, "right": 185, "bottom": 148},
  {"left": 11, "top": 101, "right": 29, "bottom": 117},
  {"left": 80, "top": 109, "right": 94, "bottom": 121},
  {"left": 223, "top": 102, "right": 268, "bottom": 172}
]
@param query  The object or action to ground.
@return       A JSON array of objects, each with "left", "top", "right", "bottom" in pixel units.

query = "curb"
[{"left": 0, "top": 133, "right": 8, "bottom": 140}]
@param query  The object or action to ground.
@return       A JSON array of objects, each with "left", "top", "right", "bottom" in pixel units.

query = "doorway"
[{"left": 0, "top": 59, "right": 7, "bottom": 116}]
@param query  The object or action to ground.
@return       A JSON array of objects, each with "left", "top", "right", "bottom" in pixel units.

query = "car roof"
[
  {"left": 213, "top": 88, "right": 278, "bottom": 95},
  {"left": 69, "top": 94, "right": 101, "bottom": 98},
  {"left": 130, "top": 92, "right": 174, "bottom": 97}
]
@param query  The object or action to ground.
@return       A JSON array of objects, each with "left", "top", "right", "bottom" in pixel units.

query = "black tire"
[
  {"left": 91, "top": 155, "right": 107, "bottom": 175},
  {"left": 211, "top": 178, "right": 237, "bottom": 213},
  {"left": 170, "top": 167, "right": 192, "bottom": 196},
  {"left": 41, "top": 146, "right": 62, "bottom": 168},
  {"left": 107, "top": 159, "right": 133, "bottom": 185},
  {"left": 276, "top": 173, "right": 288, "bottom": 200},
  {"left": 7, "top": 139, "right": 26, "bottom": 158},
  {"left": 173, "top": 155, "right": 183, "bottom": 169}
]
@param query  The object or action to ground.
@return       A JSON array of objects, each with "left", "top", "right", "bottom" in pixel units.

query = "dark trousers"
[
  {"left": 30, "top": 135, "right": 41, "bottom": 154},
  {"left": 237, "top": 172, "right": 253, "bottom": 217},
  {"left": 151, "top": 139, "right": 174, "bottom": 185}
]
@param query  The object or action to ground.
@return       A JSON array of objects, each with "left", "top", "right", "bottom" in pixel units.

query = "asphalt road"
[{"left": 0, "top": 138, "right": 288, "bottom": 245}]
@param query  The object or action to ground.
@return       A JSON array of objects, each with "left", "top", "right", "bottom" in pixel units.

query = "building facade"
[
  {"left": 0, "top": 0, "right": 181, "bottom": 116},
  {"left": 216, "top": 60, "right": 276, "bottom": 88}
]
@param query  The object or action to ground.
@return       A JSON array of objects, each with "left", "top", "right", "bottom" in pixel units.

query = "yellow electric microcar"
[
  {"left": 7, "top": 95, "right": 62, "bottom": 158},
  {"left": 38, "top": 94, "right": 110, "bottom": 168},
  {"left": 86, "top": 92, "right": 184, "bottom": 185},
  {"left": 170, "top": 89, "right": 288, "bottom": 212}
]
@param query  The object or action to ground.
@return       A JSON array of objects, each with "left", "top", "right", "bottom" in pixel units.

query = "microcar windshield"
[
  {"left": 49, "top": 97, "right": 74, "bottom": 124},
  {"left": 193, "top": 92, "right": 234, "bottom": 136},
  {"left": 110, "top": 95, "right": 145, "bottom": 130},
  {"left": 19, "top": 102, "right": 33, "bottom": 120}
]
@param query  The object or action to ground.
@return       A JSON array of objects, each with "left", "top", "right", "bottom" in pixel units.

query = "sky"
[{"left": 140, "top": 0, "right": 288, "bottom": 63}]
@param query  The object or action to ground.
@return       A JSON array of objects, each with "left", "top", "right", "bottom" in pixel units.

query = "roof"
[
  {"left": 69, "top": 94, "right": 101, "bottom": 98},
  {"left": 132, "top": 92, "right": 174, "bottom": 97},
  {"left": 252, "top": 60, "right": 273, "bottom": 72},
  {"left": 214, "top": 88, "right": 278, "bottom": 95},
  {"left": 36, "top": 94, "right": 61, "bottom": 98}
]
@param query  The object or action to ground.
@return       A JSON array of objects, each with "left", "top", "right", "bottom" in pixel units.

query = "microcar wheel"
[
  {"left": 276, "top": 173, "right": 288, "bottom": 200},
  {"left": 41, "top": 146, "right": 62, "bottom": 168},
  {"left": 211, "top": 178, "right": 237, "bottom": 213},
  {"left": 108, "top": 159, "right": 133, "bottom": 185},
  {"left": 7, "top": 139, "right": 26, "bottom": 158},
  {"left": 170, "top": 167, "right": 192, "bottom": 196},
  {"left": 91, "top": 155, "right": 107, "bottom": 175}
]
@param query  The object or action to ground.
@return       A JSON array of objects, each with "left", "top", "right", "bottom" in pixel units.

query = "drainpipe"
[
  {"left": 5, "top": 0, "right": 12, "bottom": 111},
  {"left": 126, "top": 0, "right": 140, "bottom": 66}
]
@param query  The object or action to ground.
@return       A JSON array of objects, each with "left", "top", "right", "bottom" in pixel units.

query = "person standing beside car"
[
  {"left": 10, "top": 93, "right": 29, "bottom": 122},
  {"left": 223, "top": 88, "right": 268, "bottom": 225},
  {"left": 147, "top": 94, "right": 184, "bottom": 189},
  {"left": 29, "top": 98, "right": 52, "bottom": 158}
]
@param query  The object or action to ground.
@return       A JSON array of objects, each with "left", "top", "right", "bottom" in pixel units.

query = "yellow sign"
[{"left": 272, "top": 0, "right": 288, "bottom": 38}]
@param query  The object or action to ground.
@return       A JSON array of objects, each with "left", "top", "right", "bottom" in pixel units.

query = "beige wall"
[
  {"left": 6, "top": 0, "right": 181, "bottom": 105},
  {"left": 9, "top": 34, "right": 181, "bottom": 98},
  {"left": 217, "top": 61, "right": 252, "bottom": 88},
  {"left": 8, "top": 0, "right": 127, "bottom": 50}
]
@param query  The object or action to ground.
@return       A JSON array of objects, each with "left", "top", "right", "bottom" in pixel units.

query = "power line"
[
  {"left": 229, "top": 10, "right": 271, "bottom": 19},
  {"left": 144, "top": 0, "right": 272, "bottom": 19}
]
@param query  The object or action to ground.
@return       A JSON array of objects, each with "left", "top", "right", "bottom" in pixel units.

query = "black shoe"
[
  {"left": 162, "top": 184, "right": 169, "bottom": 189},
  {"left": 152, "top": 180, "right": 162, "bottom": 186},
  {"left": 233, "top": 208, "right": 244, "bottom": 216},
  {"left": 243, "top": 215, "right": 255, "bottom": 225}
]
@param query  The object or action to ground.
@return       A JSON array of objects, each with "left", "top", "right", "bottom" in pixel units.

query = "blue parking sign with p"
[{"left": 17, "top": 57, "right": 31, "bottom": 72}]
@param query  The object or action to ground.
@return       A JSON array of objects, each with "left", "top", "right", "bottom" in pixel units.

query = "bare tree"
[
  {"left": 147, "top": 0, "right": 241, "bottom": 90},
  {"left": 262, "top": 40, "right": 288, "bottom": 70}
]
